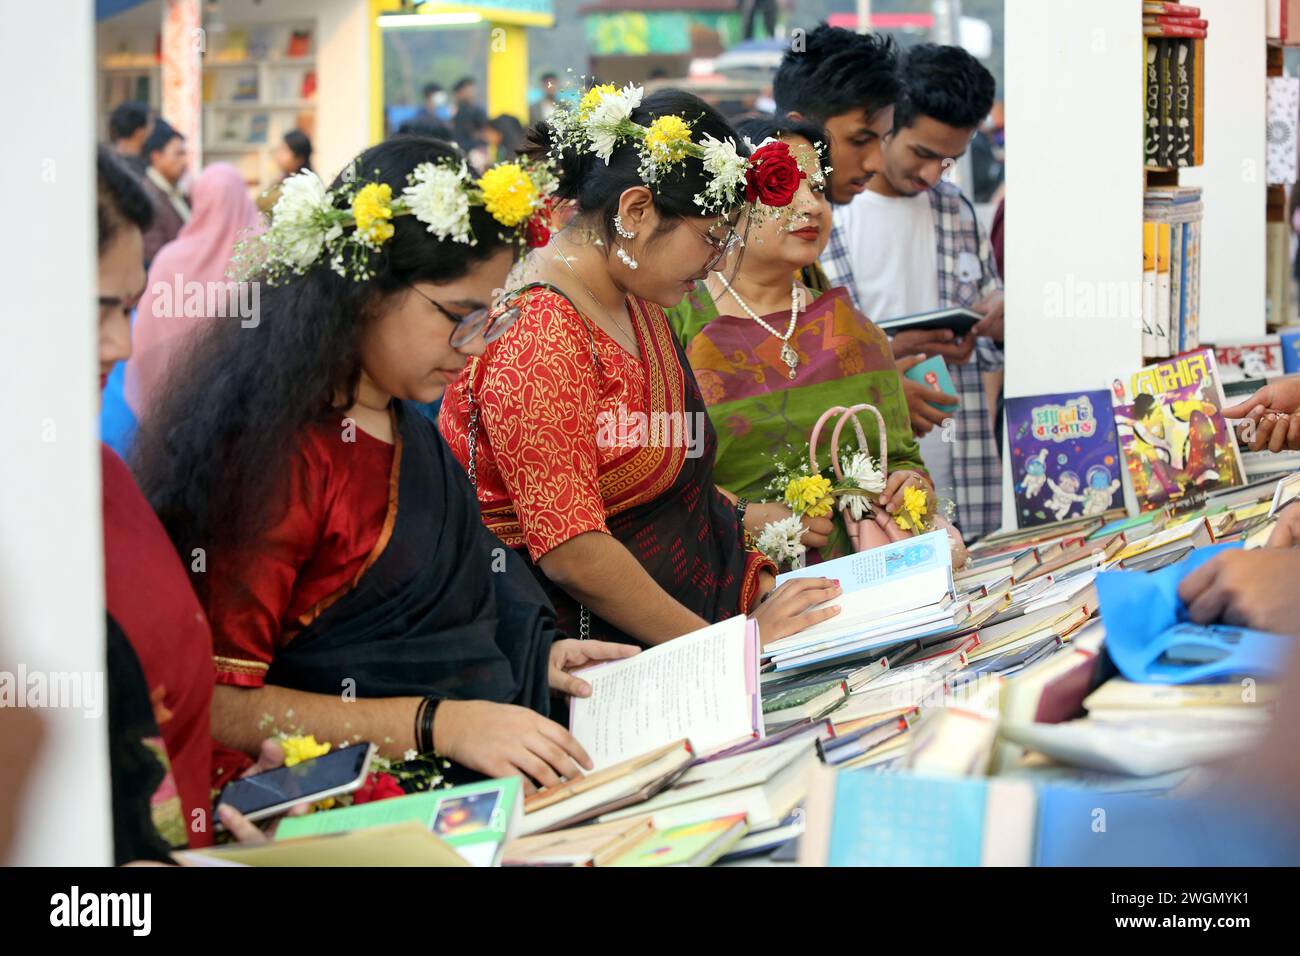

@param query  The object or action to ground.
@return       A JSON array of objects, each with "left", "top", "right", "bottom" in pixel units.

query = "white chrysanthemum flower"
[
  {"left": 842, "top": 451, "right": 886, "bottom": 493},
  {"left": 586, "top": 84, "right": 644, "bottom": 162},
  {"left": 403, "top": 162, "right": 472, "bottom": 244},
  {"left": 756, "top": 515, "right": 807, "bottom": 566},
  {"left": 839, "top": 451, "right": 886, "bottom": 521},
  {"left": 696, "top": 133, "right": 747, "bottom": 211},
  {"left": 268, "top": 169, "right": 334, "bottom": 270}
]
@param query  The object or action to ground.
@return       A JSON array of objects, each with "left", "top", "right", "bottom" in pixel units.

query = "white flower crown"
[
  {"left": 237, "top": 157, "right": 558, "bottom": 284},
  {"left": 544, "top": 83, "right": 808, "bottom": 216}
]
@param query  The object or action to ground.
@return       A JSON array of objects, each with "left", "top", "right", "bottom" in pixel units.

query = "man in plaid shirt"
[{"left": 821, "top": 44, "right": 1005, "bottom": 541}]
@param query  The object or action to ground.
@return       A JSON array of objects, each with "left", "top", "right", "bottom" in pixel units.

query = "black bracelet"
[{"left": 415, "top": 696, "right": 441, "bottom": 756}]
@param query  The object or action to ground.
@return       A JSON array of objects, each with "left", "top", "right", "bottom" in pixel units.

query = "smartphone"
[
  {"left": 902, "top": 355, "right": 961, "bottom": 414},
  {"left": 215, "top": 741, "right": 376, "bottom": 824}
]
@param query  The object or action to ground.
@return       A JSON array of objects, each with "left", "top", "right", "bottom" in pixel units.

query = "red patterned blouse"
[{"left": 440, "top": 287, "right": 650, "bottom": 562}]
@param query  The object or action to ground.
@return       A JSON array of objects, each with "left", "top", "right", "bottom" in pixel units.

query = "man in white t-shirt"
[{"left": 822, "top": 44, "right": 1005, "bottom": 541}]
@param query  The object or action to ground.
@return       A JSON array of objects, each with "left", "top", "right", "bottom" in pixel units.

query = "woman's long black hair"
[{"left": 132, "top": 136, "right": 510, "bottom": 581}]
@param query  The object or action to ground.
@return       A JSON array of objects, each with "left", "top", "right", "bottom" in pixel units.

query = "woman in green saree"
[{"left": 666, "top": 116, "right": 932, "bottom": 560}]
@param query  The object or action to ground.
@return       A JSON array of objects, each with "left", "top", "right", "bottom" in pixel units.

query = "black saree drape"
[{"left": 266, "top": 403, "right": 554, "bottom": 716}]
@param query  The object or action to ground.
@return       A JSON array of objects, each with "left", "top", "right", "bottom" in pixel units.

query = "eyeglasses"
[
  {"left": 406, "top": 284, "right": 519, "bottom": 349},
  {"left": 682, "top": 219, "right": 742, "bottom": 273}
]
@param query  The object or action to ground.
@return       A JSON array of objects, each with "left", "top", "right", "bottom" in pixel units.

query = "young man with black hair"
[
  {"left": 773, "top": 24, "right": 901, "bottom": 296},
  {"left": 108, "top": 101, "right": 152, "bottom": 177},
  {"left": 822, "top": 43, "right": 1004, "bottom": 542},
  {"left": 138, "top": 119, "right": 190, "bottom": 267},
  {"left": 773, "top": 24, "right": 900, "bottom": 209}
]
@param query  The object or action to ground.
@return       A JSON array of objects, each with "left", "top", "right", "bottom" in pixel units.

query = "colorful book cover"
[
  {"left": 1110, "top": 349, "right": 1246, "bottom": 511},
  {"left": 609, "top": 813, "right": 747, "bottom": 867},
  {"left": 1006, "top": 391, "right": 1122, "bottom": 529},
  {"left": 275, "top": 776, "right": 522, "bottom": 867}
]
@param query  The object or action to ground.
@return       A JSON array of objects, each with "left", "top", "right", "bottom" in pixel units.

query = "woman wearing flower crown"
[
  {"left": 133, "top": 136, "right": 639, "bottom": 790},
  {"left": 439, "top": 87, "right": 843, "bottom": 649},
  {"left": 664, "top": 116, "right": 933, "bottom": 562}
]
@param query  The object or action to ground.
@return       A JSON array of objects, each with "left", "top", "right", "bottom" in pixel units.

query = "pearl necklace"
[{"left": 714, "top": 272, "right": 802, "bottom": 379}]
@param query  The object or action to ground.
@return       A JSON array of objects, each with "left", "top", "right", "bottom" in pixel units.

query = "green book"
[
  {"left": 762, "top": 679, "right": 840, "bottom": 714},
  {"left": 276, "top": 777, "right": 522, "bottom": 867}
]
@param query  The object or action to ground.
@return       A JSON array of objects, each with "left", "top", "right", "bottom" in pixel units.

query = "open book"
[
  {"left": 766, "top": 530, "right": 956, "bottom": 669},
  {"left": 569, "top": 616, "right": 761, "bottom": 769}
]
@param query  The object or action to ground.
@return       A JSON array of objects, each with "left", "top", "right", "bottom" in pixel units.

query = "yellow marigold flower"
[
  {"left": 578, "top": 83, "right": 617, "bottom": 119},
  {"left": 644, "top": 115, "right": 693, "bottom": 164},
  {"left": 784, "top": 474, "right": 833, "bottom": 517},
  {"left": 352, "top": 182, "right": 394, "bottom": 245},
  {"left": 894, "top": 485, "right": 931, "bottom": 533},
  {"left": 477, "top": 163, "right": 538, "bottom": 227},
  {"left": 281, "top": 734, "right": 330, "bottom": 767}
]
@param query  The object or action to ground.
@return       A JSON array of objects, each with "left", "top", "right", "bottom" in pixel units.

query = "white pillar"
[
  {"left": 1177, "top": 0, "right": 1267, "bottom": 344},
  {"left": 1002, "top": 0, "right": 1145, "bottom": 528},
  {"left": 0, "top": 1, "right": 110, "bottom": 865}
]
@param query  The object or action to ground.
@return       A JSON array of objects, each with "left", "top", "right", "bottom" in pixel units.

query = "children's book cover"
[
  {"left": 1110, "top": 349, "right": 1245, "bottom": 511},
  {"left": 1006, "top": 391, "right": 1122, "bottom": 528}
]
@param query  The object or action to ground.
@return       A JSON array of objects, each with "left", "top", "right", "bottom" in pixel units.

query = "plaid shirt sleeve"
[
  {"left": 819, "top": 220, "right": 861, "bottom": 309},
  {"left": 974, "top": 199, "right": 1005, "bottom": 374},
  {"left": 932, "top": 184, "right": 1004, "bottom": 541}
]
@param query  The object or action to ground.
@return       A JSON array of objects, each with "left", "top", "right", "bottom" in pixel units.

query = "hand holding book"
[
  {"left": 751, "top": 576, "right": 842, "bottom": 647},
  {"left": 435, "top": 700, "right": 593, "bottom": 792},
  {"left": 891, "top": 326, "right": 976, "bottom": 363},
  {"left": 548, "top": 639, "right": 640, "bottom": 698}
]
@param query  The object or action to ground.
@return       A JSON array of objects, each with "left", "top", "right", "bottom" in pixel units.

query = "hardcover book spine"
[
  {"left": 1174, "top": 40, "right": 1192, "bottom": 167},
  {"left": 1145, "top": 39, "right": 1160, "bottom": 168}
]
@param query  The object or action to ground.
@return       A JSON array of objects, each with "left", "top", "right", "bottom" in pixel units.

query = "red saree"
[{"left": 440, "top": 285, "right": 771, "bottom": 646}]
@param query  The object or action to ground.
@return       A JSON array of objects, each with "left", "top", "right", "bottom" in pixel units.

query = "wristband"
[{"left": 414, "top": 696, "right": 442, "bottom": 756}]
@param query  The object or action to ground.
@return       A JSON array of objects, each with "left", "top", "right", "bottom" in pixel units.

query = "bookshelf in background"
[
  {"left": 1141, "top": 2, "right": 1208, "bottom": 363},
  {"left": 202, "top": 22, "right": 317, "bottom": 195},
  {"left": 98, "top": 31, "right": 162, "bottom": 130}
]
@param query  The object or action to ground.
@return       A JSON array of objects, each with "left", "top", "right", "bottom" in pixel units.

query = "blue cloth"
[
  {"left": 1095, "top": 543, "right": 1292, "bottom": 683},
  {"left": 100, "top": 360, "right": 137, "bottom": 459},
  {"left": 1038, "top": 787, "right": 1300, "bottom": 866},
  {"left": 408, "top": 398, "right": 442, "bottom": 427}
]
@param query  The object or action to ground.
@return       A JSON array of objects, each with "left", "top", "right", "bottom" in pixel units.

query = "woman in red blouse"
[
  {"left": 440, "top": 88, "right": 843, "bottom": 649},
  {"left": 133, "top": 137, "right": 635, "bottom": 790}
]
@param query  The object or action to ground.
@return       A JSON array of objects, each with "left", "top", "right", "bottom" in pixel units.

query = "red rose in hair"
[
  {"left": 352, "top": 771, "right": 405, "bottom": 805},
  {"left": 744, "top": 141, "right": 806, "bottom": 208},
  {"left": 525, "top": 198, "right": 554, "bottom": 248}
]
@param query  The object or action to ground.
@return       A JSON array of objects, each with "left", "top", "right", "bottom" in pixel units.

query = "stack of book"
[{"left": 1142, "top": 187, "right": 1203, "bottom": 358}]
